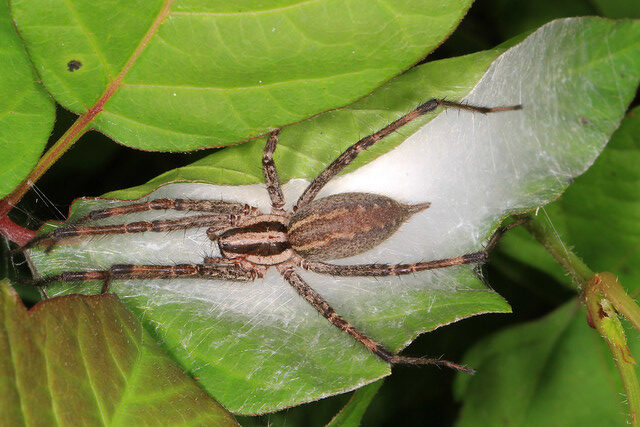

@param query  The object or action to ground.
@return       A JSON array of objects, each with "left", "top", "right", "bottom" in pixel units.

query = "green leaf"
[
  {"left": 10, "top": 0, "right": 472, "bottom": 150},
  {"left": 27, "top": 18, "right": 640, "bottom": 414},
  {"left": 327, "top": 380, "right": 383, "bottom": 427},
  {"left": 454, "top": 300, "right": 637, "bottom": 425},
  {"left": 499, "top": 106, "right": 640, "bottom": 292},
  {"left": 0, "top": 1, "right": 55, "bottom": 198},
  {"left": 0, "top": 280, "right": 237, "bottom": 425},
  {"left": 106, "top": 44, "right": 511, "bottom": 196},
  {"left": 30, "top": 46, "right": 512, "bottom": 416},
  {"left": 593, "top": 0, "right": 640, "bottom": 19}
]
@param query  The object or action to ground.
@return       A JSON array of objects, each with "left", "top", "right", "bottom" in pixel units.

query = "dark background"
[{"left": 3, "top": 0, "right": 638, "bottom": 425}]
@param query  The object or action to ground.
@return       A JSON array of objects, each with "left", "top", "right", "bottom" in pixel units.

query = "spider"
[{"left": 22, "top": 98, "right": 520, "bottom": 373}]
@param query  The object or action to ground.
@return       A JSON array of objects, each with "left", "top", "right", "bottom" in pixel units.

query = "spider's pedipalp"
[{"left": 262, "top": 129, "right": 286, "bottom": 213}]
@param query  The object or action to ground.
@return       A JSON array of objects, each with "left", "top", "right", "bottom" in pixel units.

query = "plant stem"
[
  {"left": 596, "top": 272, "right": 640, "bottom": 335},
  {"left": 520, "top": 213, "right": 592, "bottom": 288},
  {"left": 0, "top": 216, "right": 35, "bottom": 245},
  {"left": 586, "top": 274, "right": 640, "bottom": 426},
  {"left": 521, "top": 213, "right": 640, "bottom": 426},
  {"left": 0, "top": 113, "right": 93, "bottom": 220}
]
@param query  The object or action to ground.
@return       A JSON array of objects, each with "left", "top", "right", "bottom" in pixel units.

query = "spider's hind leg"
[
  {"left": 300, "top": 252, "right": 486, "bottom": 277},
  {"left": 277, "top": 264, "right": 474, "bottom": 373},
  {"left": 300, "top": 217, "right": 529, "bottom": 277}
]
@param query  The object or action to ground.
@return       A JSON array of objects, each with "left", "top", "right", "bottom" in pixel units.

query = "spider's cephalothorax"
[{"left": 24, "top": 99, "right": 521, "bottom": 372}]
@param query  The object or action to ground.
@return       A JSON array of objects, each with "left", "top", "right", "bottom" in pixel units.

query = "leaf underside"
[
  {"left": 500, "top": 105, "right": 640, "bottom": 293},
  {"left": 0, "top": 281, "right": 237, "bottom": 426}
]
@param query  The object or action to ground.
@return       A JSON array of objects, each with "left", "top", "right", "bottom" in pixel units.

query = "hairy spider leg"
[
  {"left": 260, "top": 108, "right": 516, "bottom": 371},
  {"left": 299, "top": 219, "right": 528, "bottom": 277},
  {"left": 285, "top": 219, "right": 527, "bottom": 371},
  {"left": 19, "top": 214, "right": 243, "bottom": 252},
  {"left": 293, "top": 99, "right": 522, "bottom": 212},
  {"left": 300, "top": 252, "right": 486, "bottom": 276},
  {"left": 74, "top": 199, "right": 259, "bottom": 223},
  {"left": 277, "top": 264, "right": 474, "bottom": 373},
  {"left": 30, "top": 258, "right": 258, "bottom": 294},
  {"left": 263, "top": 129, "right": 286, "bottom": 213}
]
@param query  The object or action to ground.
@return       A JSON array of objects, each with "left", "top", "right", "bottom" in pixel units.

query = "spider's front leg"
[
  {"left": 33, "top": 256, "right": 261, "bottom": 294},
  {"left": 75, "top": 199, "right": 259, "bottom": 223},
  {"left": 18, "top": 214, "right": 237, "bottom": 253},
  {"left": 17, "top": 195, "right": 262, "bottom": 252}
]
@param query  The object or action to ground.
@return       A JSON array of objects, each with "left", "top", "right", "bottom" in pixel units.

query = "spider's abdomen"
[
  {"left": 288, "top": 193, "right": 429, "bottom": 261},
  {"left": 218, "top": 215, "right": 293, "bottom": 265}
]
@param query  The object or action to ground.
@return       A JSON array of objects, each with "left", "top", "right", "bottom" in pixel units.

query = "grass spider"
[{"left": 22, "top": 98, "right": 521, "bottom": 373}]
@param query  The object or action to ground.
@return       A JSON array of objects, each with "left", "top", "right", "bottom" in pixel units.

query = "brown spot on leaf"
[{"left": 67, "top": 60, "right": 82, "bottom": 72}]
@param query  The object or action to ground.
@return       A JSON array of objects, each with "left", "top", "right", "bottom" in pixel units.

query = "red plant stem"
[
  {"left": 0, "top": 216, "right": 35, "bottom": 246},
  {"left": 0, "top": 113, "right": 93, "bottom": 220},
  {"left": 0, "top": 0, "right": 174, "bottom": 244}
]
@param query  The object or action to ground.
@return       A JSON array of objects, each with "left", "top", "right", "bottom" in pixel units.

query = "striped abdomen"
[
  {"left": 288, "top": 193, "right": 429, "bottom": 261},
  {"left": 217, "top": 215, "right": 293, "bottom": 265}
]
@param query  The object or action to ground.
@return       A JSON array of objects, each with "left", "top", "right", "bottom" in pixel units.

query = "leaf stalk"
[
  {"left": 0, "top": 113, "right": 92, "bottom": 238},
  {"left": 586, "top": 273, "right": 640, "bottom": 427},
  {"left": 522, "top": 213, "right": 640, "bottom": 426}
]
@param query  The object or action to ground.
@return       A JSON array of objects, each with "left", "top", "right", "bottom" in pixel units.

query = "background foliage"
[{"left": 2, "top": 0, "right": 639, "bottom": 425}]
